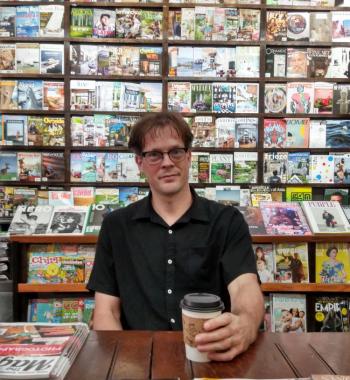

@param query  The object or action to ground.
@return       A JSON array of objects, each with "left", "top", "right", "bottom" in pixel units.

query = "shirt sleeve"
[
  {"left": 87, "top": 216, "right": 120, "bottom": 297},
  {"left": 221, "top": 208, "right": 257, "bottom": 285}
]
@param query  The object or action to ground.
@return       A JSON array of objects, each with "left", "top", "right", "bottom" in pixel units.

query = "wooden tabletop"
[{"left": 66, "top": 331, "right": 350, "bottom": 380}]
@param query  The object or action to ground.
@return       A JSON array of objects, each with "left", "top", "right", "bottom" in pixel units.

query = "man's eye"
[{"left": 149, "top": 152, "right": 161, "bottom": 158}]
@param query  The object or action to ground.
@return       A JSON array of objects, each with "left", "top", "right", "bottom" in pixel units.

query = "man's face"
[
  {"left": 135, "top": 126, "right": 191, "bottom": 198},
  {"left": 330, "top": 194, "right": 343, "bottom": 203}
]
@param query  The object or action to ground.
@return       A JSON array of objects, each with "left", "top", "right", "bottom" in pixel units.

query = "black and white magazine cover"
[
  {"left": 47, "top": 206, "right": 89, "bottom": 234},
  {"left": 8, "top": 205, "right": 53, "bottom": 235}
]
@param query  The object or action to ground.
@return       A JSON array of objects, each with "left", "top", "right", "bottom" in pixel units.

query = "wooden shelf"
[
  {"left": 18, "top": 283, "right": 89, "bottom": 293},
  {"left": 10, "top": 235, "right": 98, "bottom": 244},
  {"left": 252, "top": 234, "right": 350, "bottom": 243},
  {"left": 10, "top": 233, "right": 350, "bottom": 245},
  {"left": 261, "top": 283, "right": 350, "bottom": 293}
]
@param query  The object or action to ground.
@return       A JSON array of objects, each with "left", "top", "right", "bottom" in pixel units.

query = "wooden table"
[{"left": 66, "top": 331, "right": 349, "bottom": 380}]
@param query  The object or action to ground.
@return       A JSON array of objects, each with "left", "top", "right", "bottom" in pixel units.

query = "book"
[
  {"left": 260, "top": 201, "right": 311, "bottom": 235},
  {"left": 315, "top": 243, "right": 350, "bottom": 283},
  {"left": 271, "top": 293, "right": 307, "bottom": 332},
  {"left": 8, "top": 205, "right": 53, "bottom": 235},
  {"left": 301, "top": 200, "right": 350, "bottom": 234}
]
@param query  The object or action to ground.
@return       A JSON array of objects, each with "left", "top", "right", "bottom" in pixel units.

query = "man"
[{"left": 88, "top": 112, "right": 264, "bottom": 361}]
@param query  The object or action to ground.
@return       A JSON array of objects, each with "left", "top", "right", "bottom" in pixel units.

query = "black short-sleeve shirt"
[{"left": 87, "top": 189, "right": 257, "bottom": 331}]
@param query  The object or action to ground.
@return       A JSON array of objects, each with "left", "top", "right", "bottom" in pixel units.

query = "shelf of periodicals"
[{"left": 10, "top": 234, "right": 350, "bottom": 294}]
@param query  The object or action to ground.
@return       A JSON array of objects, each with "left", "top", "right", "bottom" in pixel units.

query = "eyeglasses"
[{"left": 141, "top": 147, "right": 188, "bottom": 165}]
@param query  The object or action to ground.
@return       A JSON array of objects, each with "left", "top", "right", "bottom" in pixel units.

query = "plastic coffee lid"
[{"left": 180, "top": 293, "right": 224, "bottom": 312}]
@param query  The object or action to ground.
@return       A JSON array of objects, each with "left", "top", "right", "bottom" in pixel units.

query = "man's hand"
[{"left": 194, "top": 311, "right": 257, "bottom": 362}]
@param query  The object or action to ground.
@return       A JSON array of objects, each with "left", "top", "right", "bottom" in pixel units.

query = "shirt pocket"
[{"left": 180, "top": 244, "right": 221, "bottom": 288}]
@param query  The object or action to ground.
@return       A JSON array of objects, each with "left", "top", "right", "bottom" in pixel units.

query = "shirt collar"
[{"left": 131, "top": 186, "right": 210, "bottom": 223}]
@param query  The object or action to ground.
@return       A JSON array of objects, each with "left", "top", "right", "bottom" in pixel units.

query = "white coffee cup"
[{"left": 180, "top": 293, "right": 224, "bottom": 362}]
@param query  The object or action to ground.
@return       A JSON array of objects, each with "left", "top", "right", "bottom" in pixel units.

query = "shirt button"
[
  {"left": 170, "top": 318, "right": 175, "bottom": 324},
  {"left": 168, "top": 229, "right": 173, "bottom": 234},
  {"left": 168, "top": 259, "right": 173, "bottom": 264},
  {"left": 167, "top": 289, "right": 172, "bottom": 294}
]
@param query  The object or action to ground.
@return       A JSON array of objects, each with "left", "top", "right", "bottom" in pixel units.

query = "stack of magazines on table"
[{"left": 0, "top": 322, "right": 89, "bottom": 379}]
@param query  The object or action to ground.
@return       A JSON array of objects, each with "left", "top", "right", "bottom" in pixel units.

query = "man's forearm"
[
  {"left": 229, "top": 277, "right": 265, "bottom": 333},
  {"left": 93, "top": 311, "right": 123, "bottom": 330}
]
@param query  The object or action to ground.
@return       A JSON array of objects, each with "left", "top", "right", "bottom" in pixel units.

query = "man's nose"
[{"left": 161, "top": 152, "right": 174, "bottom": 165}]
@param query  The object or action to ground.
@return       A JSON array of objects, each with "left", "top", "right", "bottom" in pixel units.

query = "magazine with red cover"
[{"left": 259, "top": 201, "right": 312, "bottom": 235}]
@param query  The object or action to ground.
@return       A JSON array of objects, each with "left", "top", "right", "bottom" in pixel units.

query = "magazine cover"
[
  {"left": 235, "top": 118, "right": 258, "bottom": 148},
  {"left": 41, "top": 152, "right": 65, "bottom": 182},
  {"left": 209, "top": 153, "right": 233, "bottom": 183},
  {"left": 302, "top": 200, "right": 350, "bottom": 234},
  {"left": 266, "top": 11, "right": 287, "bottom": 41},
  {"left": 287, "top": 12, "right": 310, "bottom": 41},
  {"left": 8, "top": 205, "right": 53, "bottom": 235},
  {"left": 40, "top": 44, "right": 64, "bottom": 74},
  {"left": 307, "top": 48, "right": 331, "bottom": 79},
  {"left": 333, "top": 84, "right": 350, "bottom": 115},
  {"left": 263, "top": 119, "right": 286, "bottom": 148},
  {"left": 286, "top": 186, "right": 312, "bottom": 202},
  {"left": 264, "top": 84, "right": 287, "bottom": 114},
  {"left": 332, "top": 153, "right": 350, "bottom": 184},
  {"left": 235, "top": 83, "right": 259, "bottom": 113},
  {"left": 93, "top": 9, "right": 115, "bottom": 38},
  {"left": 233, "top": 151, "right": 258, "bottom": 183},
  {"left": 0, "top": 44, "right": 15, "bottom": 73},
  {"left": 3, "top": 115, "right": 27, "bottom": 146},
  {"left": 326, "top": 120, "right": 350, "bottom": 148},
  {"left": 265, "top": 47, "right": 287, "bottom": 77},
  {"left": 287, "top": 152, "right": 310, "bottom": 183},
  {"left": 286, "top": 82, "right": 314, "bottom": 114},
  {"left": 215, "top": 185, "right": 240, "bottom": 206},
  {"left": 286, "top": 48, "right": 308, "bottom": 78},
  {"left": 324, "top": 188, "right": 349, "bottom": 204},
  {"left": 0, "top": 153, "right": 17, "bottom": 181},
  {"left": 70, "top": 7, "right": 93, "bottom": 37},
  {"left": 17, "top": 152, "right": 41, "bottom": 182},
  {"left": 253, "top": 244, "right": 274, "bottom": 282},
  {"left": 310, "top": 12, "right": 332, "bottom": 42},
  {"left": 237, "top": 207, "right": 267, "bottom": 235},
  {"left": 309, "top": 154, "right": 335, "bottom": 183},
  {"left": 17, "top": 80, "right": 43, "bottom": 110},
  {"left": 284, "top": 118, "right": 310, "bottom": 148},
  {"left": 260, "top": 201, "right": 312, "bottom": 235},
  {"left": 313, "top": 82, "right": 333, "bottom": 114},
  {"left": 39, "top": 5, "right": 64, "bottom": 37},
  {"left": 313, "top": 296, "right": 349, "bottom": 331},
  {"left": 191, "top": 116, "right": 216, "bottom": 147},
  {"left": 274, "top": 243, "right": 309, "bottom": 283},
  {"left": 0, "top": 80, "right": 18, "bottom": 110},
  {"left": 263, "top": 152, "right": 288, "bottom": 184},
  {"left": 271, "top": 293, "right": 307, "bottom": 332},
  {"left": 315, "top": 243, "right": 350, "bottom": 283},
  {"left": 16, "top": 5, "right": 40, "bottom": 37},
  {"left": 16, "top": 43, "right": 40, "bottom": 74},
  {"left": 47, "top": 206, "right": 89, "bottom": 234},
  {"left": 0, "top": 6, "right": 15, "bottom": 37}
]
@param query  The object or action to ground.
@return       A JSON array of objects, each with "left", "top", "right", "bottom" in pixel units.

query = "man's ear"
[{"left": 135, "top": 154, "right": 143, "bottom": 170}]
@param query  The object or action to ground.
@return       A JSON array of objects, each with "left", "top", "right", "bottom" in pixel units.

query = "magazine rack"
[{"left": 10, "top": 234, "right": 350, "bottom": 322}]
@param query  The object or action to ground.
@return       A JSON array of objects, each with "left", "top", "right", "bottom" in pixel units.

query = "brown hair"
[{"left": 128, "top": 112, "right": 193, "bottom": 155}]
